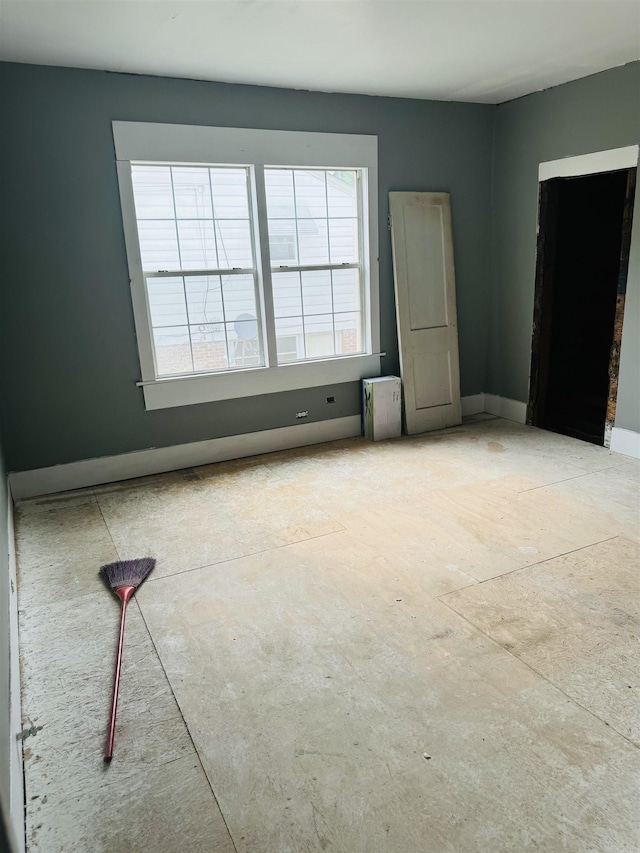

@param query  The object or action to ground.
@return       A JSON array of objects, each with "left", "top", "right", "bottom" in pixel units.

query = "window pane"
[
  {"left": 301, "top": 270, "right": 332, "bottom": 316},
  {"left": 272, "top": 271, "right": 302, "bottom": 318},
  {"left": 177, "top": 220, "right": 218, "bottom": 269},
  {"left": 276, "top": 335, "right": 299, "bottom": 363},
  {"left": 132, "top": 164, "right": 254, "bottom": 277},
  {"left": 304, "top": 314, "right": 336, "bottom": 359},
  {"left": 138, "top": 221, "right": 180, "bottom": 271},
  {"left": 185, "top": 276, "right": 224, "bottom": 325},
  {"left": 269, "top": 234, "right": 297, "bottom": 263},
  {"left": 190, "top": 324, "right": 228, "bottom": 372},
  {"left": 297, "top": 218, "right": 329, "bottom": 265},
  {"left": 329, "top": 219, "right": 359, "bottom": 264},
  {"left": 294, "top": 170, "right": 327, "bottom": 218},
  {"left": 335, "top": 312, "right": 363, "bottom": 355},
  {"left": 327, "top": 171, "right": 357, "bottom": 218},
  {"left": 265, "top": 167, "right": 361, "bottom": 273},
  {"left": 149, "top": 273, "right": 262, "bottom": 373},
  {"left": 265, "top": 169, "right": 295, "bottom": 219},
  {"left": 331, "top": 268, "right": 361, "bottom": 313},
  {"left": 172, "top": 167, "right": 213, "bottom": 219},
  {"left": 269, "top": 219, "right": 298, "bottom": 266},
  {"left": 147, "top": 277, "right": 188, "bottom": 328},
  {"left": 210, "top": 168, "right": 250, "bottom": 219},
  {"left": 153, "top": 326, "right": 193, "bottom": 376},
  {"left": 275, "top": 317, "right": 305, "bottom": 362},
  {"left": 132, "top": 166, "right": 175, "bottom": 219},
  {"left": 215, "top": 220, "right": 253, "bottom": 268},
  {"left": 226, "top": 322, "right": 261, "bottom": 367},
  {"left": 222, "top": 274, "right": 259, "bottom": 326}
]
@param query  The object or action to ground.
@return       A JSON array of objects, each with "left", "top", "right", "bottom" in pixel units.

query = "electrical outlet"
[{"left": 295, "top": 411, "right": 309, "bottom": 419}]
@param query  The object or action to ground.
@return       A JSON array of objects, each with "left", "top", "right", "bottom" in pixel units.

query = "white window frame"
[{"left": 113, "top": 121, "right": 380, "bottom": 410}]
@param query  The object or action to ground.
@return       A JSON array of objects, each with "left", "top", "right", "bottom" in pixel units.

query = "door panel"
[
  {"left": 404, "top": 204, "right": 449, "bottom": 330},
  {"left": 390, "top": 192, "right": 461, "bottom": 434},
  {"left": 413, "top": 351, "right": 452, "bottom": 410}
]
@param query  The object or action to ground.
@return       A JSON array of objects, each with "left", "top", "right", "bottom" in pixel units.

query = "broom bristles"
[{"left": 100, "top": 558, "right": 156, "bottom": 591}]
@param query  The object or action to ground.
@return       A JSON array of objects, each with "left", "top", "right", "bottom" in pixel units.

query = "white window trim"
[{"left": 113, "top": 121, "right": 380, "bottom": 410}]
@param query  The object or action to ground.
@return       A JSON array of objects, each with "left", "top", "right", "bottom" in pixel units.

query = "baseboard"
[
  {"left": 9, "top": 415, "right": 363, "bottom": 499},
  {"left": 610, "top": 427, "right": 640, "bottom": 459},
  {"left": 8, "top": 396, "right": 534, "bottom": 500},
  {"left": 6, "top": 482, "right": 25, "bottom": 853},
  {"left": 461, "top": 393, "right": 485, "bottom": 417},
  {"left": 483, "top": 394, "right": 527, "bottom": 424}
]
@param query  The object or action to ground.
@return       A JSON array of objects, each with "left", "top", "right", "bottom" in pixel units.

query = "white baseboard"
[
  {"left": 610, "top": 427, "right": 640, "bottom": 459},
  {"left": 461, "top": 393, "right": 485, "bottom": 417},
  {"left": 9, "top": 396, "right": 534, "bottom": 501},
  {"left": 6, "top": 482, "right": 25, "bottom": 852},
  {"left": 9, "top": 415, "right": 363, "bottom": 499},
  {"left": 461, "top": 393, "right": 527, "bottom": 424},
  {"left": 483, "top": 394, "right": 527, "bottom": 424}
]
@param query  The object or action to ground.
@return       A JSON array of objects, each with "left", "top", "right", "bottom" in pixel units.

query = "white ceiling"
[{"left": 0, "top": 0, "right": 638, "bottom": 104}]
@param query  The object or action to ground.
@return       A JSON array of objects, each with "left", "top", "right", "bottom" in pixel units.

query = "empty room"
[{"left": 0, "top": 1, "right": 639, "bottom": 851}]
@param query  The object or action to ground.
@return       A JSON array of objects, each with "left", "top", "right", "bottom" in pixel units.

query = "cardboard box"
[{"left": 363, "top": 376, "right": 402, "bottom": 440}]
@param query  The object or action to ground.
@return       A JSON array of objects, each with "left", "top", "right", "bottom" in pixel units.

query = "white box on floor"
[{"left": 363, "top": 376, "right": 402, "bottom": 440}]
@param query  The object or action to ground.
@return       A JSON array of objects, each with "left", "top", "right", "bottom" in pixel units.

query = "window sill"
[{"left": 139, "top": 353, "right": 382, "bottom": 410}]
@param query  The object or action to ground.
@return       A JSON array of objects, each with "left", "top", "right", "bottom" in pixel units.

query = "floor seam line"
[
  {"left": 518, "top": 464, "right": 633, "bottom": 493},
  {"left": 473, "top": 536, "right": 619, "bottom": 581},
  {"left": 143, "top": 527, "right": 346, "bottom": 583},
  {"left": 96, "top": 498, "right": 123, "bottom": 562},
  {"left": 134, "top": 598, "right": 240, "bottom": 853},
  {"left": 436, "top": 579, "right": 480, "bottom": 596},
  {"left": 438, "top": 597, "right": 639, "bottom": 750},
  {"left": 437, "top": 537, "right": 619, "bottom": 594}
]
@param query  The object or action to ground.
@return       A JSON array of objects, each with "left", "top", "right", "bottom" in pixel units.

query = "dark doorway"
[{"left": 528, "top": 168, "right": 636, "bottom": 445}]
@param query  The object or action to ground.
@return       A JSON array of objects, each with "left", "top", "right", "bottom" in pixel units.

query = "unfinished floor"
[{"left": 14, "top": 416, "right": 640, "bottom": 853}]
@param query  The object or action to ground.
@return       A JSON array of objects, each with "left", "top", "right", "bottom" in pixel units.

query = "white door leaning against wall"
[{"left": 389, "top": 191, "right": 462, "bottom": 434}]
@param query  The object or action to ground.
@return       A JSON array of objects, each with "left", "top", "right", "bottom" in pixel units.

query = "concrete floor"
[{"left": 15, "top": 417, "right": 640, "bottom": 852}]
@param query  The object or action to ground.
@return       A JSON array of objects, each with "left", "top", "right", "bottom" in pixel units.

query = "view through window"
[{"left": 130, "top": 164, "right": 365, "bottom": 378}]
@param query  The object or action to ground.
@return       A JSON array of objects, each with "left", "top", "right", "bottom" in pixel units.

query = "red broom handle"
[{"left": 105, "top": 585, "right": 136, "bottom": 761}]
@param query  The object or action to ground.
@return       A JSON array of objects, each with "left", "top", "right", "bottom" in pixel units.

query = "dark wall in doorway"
[
  {"left": 535, "top": 171, "right": 629, "bottom": 444},
  {"left": 0, "top": 62, "right": 493, "bottom": 472}
]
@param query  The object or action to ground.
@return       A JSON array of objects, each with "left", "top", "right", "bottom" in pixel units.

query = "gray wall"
[
  {"left": 618, "top": 194, "right": 640, "bottom": 433},
  {"left": 488, "top": 62, "right": 640, "bottom": 432},
  {"left": 0, "top": 62, "right": 494, "bottom": 472},
  {"left": 0, "top": 428, "right": 11, "bottom": 848}
]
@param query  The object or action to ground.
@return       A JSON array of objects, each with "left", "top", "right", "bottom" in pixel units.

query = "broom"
[{"left": 100, "top": 558, "right": 156, "bottom": 761}]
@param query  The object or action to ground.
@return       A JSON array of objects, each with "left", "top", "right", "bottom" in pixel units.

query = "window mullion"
[
  {"left": 207, "top": 169, "right": 222, "bottom": 270},
  {"left": 169, "top": 167, "right": 195, "bottom": 372},
  {"left": 357, "top": 169, "right": 369, "bottom": 353},
  {"left": 168, "top": 167, "right": 184, "bottom": 270},
  {"left": 253, "top": 165, "right": 278, "bottom": 368}
]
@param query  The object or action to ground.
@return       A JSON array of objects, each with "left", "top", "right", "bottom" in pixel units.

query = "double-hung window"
[{"left": 114, "top": 122, "right": 380, "bottom": 410}]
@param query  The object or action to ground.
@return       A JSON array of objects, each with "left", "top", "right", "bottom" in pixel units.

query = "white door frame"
[{"left": 538, "top": 145, "right": 639, "bottom": 182}]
